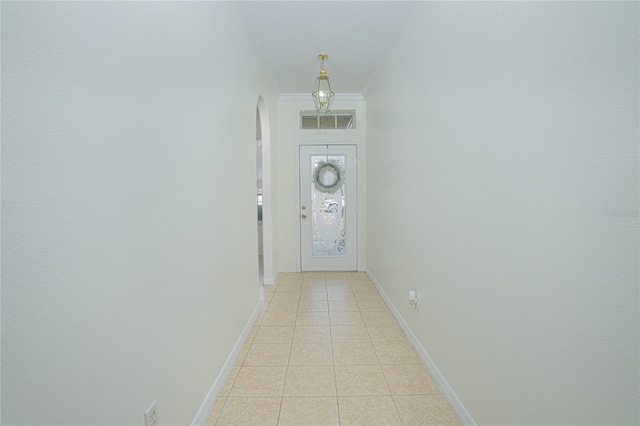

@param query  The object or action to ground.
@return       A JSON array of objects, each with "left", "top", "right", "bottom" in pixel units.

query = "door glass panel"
[{"left": 311, "top": 155, "right": 346, "bottom": 256}]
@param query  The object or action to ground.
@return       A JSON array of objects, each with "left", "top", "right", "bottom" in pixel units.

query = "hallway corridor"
[{"left": 205, "top": 272, "right": 460, "bottom": 425}]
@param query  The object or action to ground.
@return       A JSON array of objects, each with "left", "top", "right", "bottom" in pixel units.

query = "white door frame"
[
  {"left": 297, "top": 144, "right": 358, "bottom": 271},
  {"left": 257, "top": 96, "right": 276, "bottom": 284}
]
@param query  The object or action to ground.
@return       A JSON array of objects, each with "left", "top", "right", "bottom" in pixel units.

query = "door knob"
[
  {"left": 301, "top": 205, "right": 307, "bottom": 210},
  {"left": 301, "top": 214, "right": 307, "bottom": 219}
]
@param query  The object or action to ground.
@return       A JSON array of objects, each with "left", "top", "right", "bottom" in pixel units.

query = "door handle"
[
  {"left": 301, "top": 205, "right": 307, "bottom": 210},
  {"left": 301, "top": 214, "right": 307, "bottom": 219}
]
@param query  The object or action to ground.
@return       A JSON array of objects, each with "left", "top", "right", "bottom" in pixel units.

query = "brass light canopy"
[{"left": 312, "top": 53, "right": 335, "bottom": 113}]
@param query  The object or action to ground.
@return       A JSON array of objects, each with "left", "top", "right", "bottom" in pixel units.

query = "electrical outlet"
[{"left": 144, "top": 400, "right": 158, "bottom": 426}]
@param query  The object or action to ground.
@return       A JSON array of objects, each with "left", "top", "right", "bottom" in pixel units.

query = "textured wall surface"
[
  {"left": 365, "top": 2, "right": 639, "bottom": 424},
  {"left": 1, "top": 2, "right": 278, "bottom": 424}
]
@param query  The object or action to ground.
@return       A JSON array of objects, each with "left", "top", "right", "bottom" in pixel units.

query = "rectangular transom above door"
[{"left": 299, "top": 145, "right": 357, "bottom": 271}]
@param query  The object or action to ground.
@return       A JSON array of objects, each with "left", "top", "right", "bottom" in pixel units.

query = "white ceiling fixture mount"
[{"left": 311, "top": 53, "right": 335, "bottom": 113}]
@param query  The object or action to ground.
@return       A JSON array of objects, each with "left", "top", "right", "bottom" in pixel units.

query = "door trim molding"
[
  {"left": 257, "top": 96, "right": 277, "bottom": 283},
  {"left": 298, "top": 144, "right": 359, "bottom": 271}
]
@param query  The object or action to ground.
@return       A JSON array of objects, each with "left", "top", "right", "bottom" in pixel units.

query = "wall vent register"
[{"left": 300, "top": 110, "right": 355, "bottom": 130}]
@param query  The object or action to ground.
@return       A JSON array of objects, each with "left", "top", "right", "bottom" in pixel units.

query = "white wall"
[
  {"left": 276, "top": 94, "right": 366, "bottom": 272},
  {"left": 365, "top": 2, "right": 638, "bottom": 425},
  {"left": 1, "top": 2, "right": 278, "bottom": 425}
]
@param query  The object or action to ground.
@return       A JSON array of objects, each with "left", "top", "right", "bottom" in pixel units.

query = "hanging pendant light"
[{"left": 312, "top": 53, "right": 335, "bottom": 113}]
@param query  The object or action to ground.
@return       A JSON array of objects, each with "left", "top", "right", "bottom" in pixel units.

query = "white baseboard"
[
  {"left": 263, "top": 271, "right": 279, "bottom": 285},
  {"left": 365, "top": 269, "right": 476, "bottom": 426},
  {"left": 191, "top": 303, "right": 262, "bottom": 426}
]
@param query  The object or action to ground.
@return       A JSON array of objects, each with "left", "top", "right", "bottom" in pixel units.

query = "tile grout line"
[
  {"left": 225, "top": 272, "right": 440, "bottom": 425},
  {"left": 335, "top": 274, "right": 361, "bottom": 426},
  {"left": 326, "top": 274, "right": 343, "bottom": 425},
  {"left": 216, "top": 288, "right": 262, "bottom": 425},
  {"left": 277, "top": 275, "right": 294, "bottom": 425},
  {"left": 267, "top": 277, "right": 284, "bottom": 425},
  {"left": 351, "top": 274, "right": 405, "bottom": 425},
  {"left": 360, "top": 290, "right": 406, "bottom": 424}
]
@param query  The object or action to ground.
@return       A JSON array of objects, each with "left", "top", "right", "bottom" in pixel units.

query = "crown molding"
[{"left": 278, "top": 93, "right": 365, "bottom": 103}]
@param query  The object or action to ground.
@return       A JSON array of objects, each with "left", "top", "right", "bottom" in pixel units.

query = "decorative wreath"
[{"left": 313, "top": 160, "right": 345, "bottom": 194}]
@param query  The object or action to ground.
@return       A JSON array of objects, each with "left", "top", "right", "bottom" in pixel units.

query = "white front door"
[{"left": 299, "top": 145, "right": 357, "bottom": 271}]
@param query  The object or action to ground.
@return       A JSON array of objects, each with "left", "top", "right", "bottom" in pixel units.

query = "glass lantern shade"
[{"left": 312, "top": 75, "right": 334, "bottom": 113}]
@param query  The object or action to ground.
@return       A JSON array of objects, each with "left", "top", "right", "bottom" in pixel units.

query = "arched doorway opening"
[{"left": 256, "top": 96, "right": 274, "bottom": 284}]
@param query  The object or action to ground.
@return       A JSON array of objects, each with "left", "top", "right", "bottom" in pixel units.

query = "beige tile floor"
[{"left": 205, "top": 272, "right": 461, "bottom": 426}]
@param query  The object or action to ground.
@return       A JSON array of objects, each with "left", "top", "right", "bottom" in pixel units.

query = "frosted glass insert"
[{"left": 311, "top": 155, "right": 346, "bottom": 256}]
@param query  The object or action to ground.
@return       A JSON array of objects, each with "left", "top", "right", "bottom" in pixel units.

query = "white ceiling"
[{"left": 239, "top": 2, "right": 411, "bottom": 94}]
